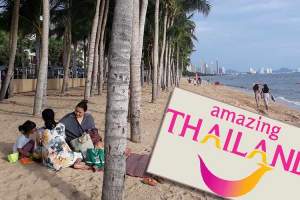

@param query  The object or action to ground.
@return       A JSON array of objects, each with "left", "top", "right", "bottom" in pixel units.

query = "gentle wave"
[{"left": 276, "top": 96, "right": 300, "bottom": 107}]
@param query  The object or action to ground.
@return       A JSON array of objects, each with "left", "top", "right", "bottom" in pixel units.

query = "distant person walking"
[
  {"left": 262, "top": 84, "right": 271, "bottom": 110},
  {"left": 252, "top": 83, "right": 262, "bottom": 110},
  {"left": 197, "top": 76, "right": 202, "bottom": 85}
]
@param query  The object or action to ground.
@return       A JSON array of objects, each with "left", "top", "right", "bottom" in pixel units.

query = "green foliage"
[
  {"left": 49, "top": 38, "right": 63, "bottom": 66},
  {"left": 0, "top": 31, "right": 9, "bottom": 66}
]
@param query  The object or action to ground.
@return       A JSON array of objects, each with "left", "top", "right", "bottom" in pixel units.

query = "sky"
[{"left": 191, "top": 0, "right": 300, "bottom": 72}]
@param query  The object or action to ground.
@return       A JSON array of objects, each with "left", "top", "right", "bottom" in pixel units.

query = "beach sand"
[{"left": 0, "top": 80, "right": 300, "bottom": 200}]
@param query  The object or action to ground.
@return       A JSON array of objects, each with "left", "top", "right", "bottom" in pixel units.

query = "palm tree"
[
  {"left": 33, "top": 0, "right": 50, "bottom": 115},
  {"left": 129, "top": 0, "right": 148, "bottom": 142},
  {"left": 157, "top": 4, "right": 168, "bottom": 95},
  {"left": 101, "top": 0, "right": 133, "bottom": 199},
  {"left": 129, "top": 0, "right": 142, "bottom": 143},
  {"left": 84, "top": 0, "right": 101, "bottom": 100},
  {"left": 91, "top": 0, "right": 106, "bottom": 96},
  {"left": 98, "top": 0, "right": 110, "bottom": 95},
  {"left": 152, "top": 0, "right": 159, "bottom": 103},
  {"left": 0, "top": 0, "right": 20, "bottom": 101},
  {"left": 138, "top": 0, "right": 148, "bottom": 84},
  {"left": 61, "top": 0, "right": 72, "bottom": 94}
]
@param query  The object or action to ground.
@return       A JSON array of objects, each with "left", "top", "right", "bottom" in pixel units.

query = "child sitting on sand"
[{"left": 13, "top": 120, "right": 36, "bottom": 158}]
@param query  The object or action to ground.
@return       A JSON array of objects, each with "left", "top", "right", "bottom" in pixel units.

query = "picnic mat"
[{"left": 126, "top": 153, "right": 150, "bottom": 178}]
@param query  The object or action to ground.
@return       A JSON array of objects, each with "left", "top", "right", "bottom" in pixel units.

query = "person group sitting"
[
  {"left": 39, "top": 108, "right": 90, "bottom": 171},
  {"left": 11, "top": 100, "right": 162, "bottom": 186}
]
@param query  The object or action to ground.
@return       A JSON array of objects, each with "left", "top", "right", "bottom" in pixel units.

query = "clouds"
[{"left": 191, "top": 0, "right": 300, "bottom": 71}]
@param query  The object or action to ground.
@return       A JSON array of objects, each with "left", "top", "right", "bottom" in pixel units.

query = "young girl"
[{"left": 13, "top": 120, "right": 37, "bottom": 158}]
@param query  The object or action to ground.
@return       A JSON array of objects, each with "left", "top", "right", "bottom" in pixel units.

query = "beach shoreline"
[
  {"left": 0, "top": 81, "right": 299, "bottom": 200},
  {"left": 218, "top": 84, "right": 300, "bottom": 112}
]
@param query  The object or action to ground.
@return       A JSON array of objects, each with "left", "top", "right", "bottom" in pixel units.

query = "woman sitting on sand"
[
  {"left": 59, "top": 100, "right": 101, "bottom": 146},
  {"left": 40, "top": 109, "right": 90, "bottom": 171}
]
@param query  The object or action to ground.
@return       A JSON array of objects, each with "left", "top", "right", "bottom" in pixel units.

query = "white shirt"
[{"left": 13, "top": 135, "right": 30, "bottom": 153}]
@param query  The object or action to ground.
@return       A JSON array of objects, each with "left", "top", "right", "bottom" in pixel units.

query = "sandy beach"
[{"left": 0, "top": 80, "right": 300, "bottom": 200}]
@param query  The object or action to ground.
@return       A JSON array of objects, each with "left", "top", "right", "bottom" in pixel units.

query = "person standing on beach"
[
  {"left": 253, "top": 83, "right": 262, "bottom": 110},
  {"left": 198, "top": 76, "right": 202, "bottom": 85},
  {"left": 262, "top": 84, "right": 271, "bottom": 110}
]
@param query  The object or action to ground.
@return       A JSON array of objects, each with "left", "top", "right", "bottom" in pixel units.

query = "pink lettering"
[
  {"left": 208, "top": 124, "right": 220, "bottom": 137},
  {"left": 231, "top": 132, "right": 247, "bottom": 157},
  {"left": 179, "top": 114, "right": 203, "bottom": 142},
  {"left": 223, "top": 129, "right": 233, "bottom": 151},
  {"left": 166, "top": 108, "right": 185, "bottom": 133},
  {"left": 270, "top": 145, "right": 295, "bottom": 171},
  {"left": 255, "top": 140, "right": 267, "bottom": 153},
  {"left": 291, "top": 151, "right": 300, "bottom": 175}
]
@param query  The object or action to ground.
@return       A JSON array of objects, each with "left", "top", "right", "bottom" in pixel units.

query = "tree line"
[{"left": 0, "top": 0, "right": 211, "bottom": 199}]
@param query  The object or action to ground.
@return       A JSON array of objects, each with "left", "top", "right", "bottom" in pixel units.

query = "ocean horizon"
[{"left": 204, "top": 73, "right": 300, "bottom": 110}]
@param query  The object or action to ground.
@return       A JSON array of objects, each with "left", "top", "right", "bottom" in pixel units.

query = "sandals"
[
  {"left": 142, "top": 177, "right": 158, "bottom": 186},
  {"left": 73, "top": 162, "right": 93, "bottom": 170},
  {"left": 153, "top": 176, "right": 164, "bottom": 184}
]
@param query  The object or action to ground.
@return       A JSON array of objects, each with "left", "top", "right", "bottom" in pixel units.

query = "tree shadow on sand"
[
  {"left": 0, "top": 108, "right": 34, "bottom": 118},
  {"left": 0, "top": 142, "right": 92, "bottom": 200}
]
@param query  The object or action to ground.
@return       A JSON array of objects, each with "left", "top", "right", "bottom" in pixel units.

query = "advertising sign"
[{"left": 147, "top": 88, "right": 300, "bottom": 199}]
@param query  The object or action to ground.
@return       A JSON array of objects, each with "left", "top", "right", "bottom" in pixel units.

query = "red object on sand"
[
  {"left": 215, "top": 81, "right": 220, "bottom": 85},
  {"left": 19, "top": 157, "right": 33, "bottom": 165}
]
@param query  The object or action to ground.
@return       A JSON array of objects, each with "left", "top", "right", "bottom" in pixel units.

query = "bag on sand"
[
  {"left": 271, "top": 94, "right": 276, "bottom": 102},
  {"left": 70, "top": 133, "right": 94, "bottom": 158},
  {"left": 85, "top": 148, "right": 105, "bottom": 169},
  {"left": 70, "top": 114, "right": 95, "bottom": 157}
]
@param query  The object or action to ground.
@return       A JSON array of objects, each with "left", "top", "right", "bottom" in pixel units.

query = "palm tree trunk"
[
  {"left": 61, "top": 10, "right": 72, "bottom": 94},
  {"left": 42, "top": 68, "right": 48, "bottom": 108},
  {"left": 84, "top": 0, "right": 101, "bottom": 99},
  {"left": 83, "top": 38, "right": 87, "bottom": 69},
  {"left": 171, "top": 51, "right": 175, "bottom": 87},
  {"left": 98, "top": 0, "right": 110, "bottom": 95},
  {"left": 101, "top": 0, "right": 133, "bottom": 199},
  {"left": 152, "top": 0, "right": 159, "bottom": 103},
  {"left": 167, "top": 44, "right": 172, "bottom": 90},
  {"left": 163, "top": 40, "right": 169, "bottom": 90},
  {"left": 157, "top": 9, "right": 168, "bottom": 95},
  {"left": 130, "top": 0, "right": 142, "bottom": 143},
  {"left": 0, "top": 0, "right": 20, "bottom": 101},
  {"left": 91, "top": 0, "right": 106, "bottom": 96},
  {"left": 138, "top": 0, "right": 148, "bottom": 88},
  {"left": 176, "top": 46, "right": 180, "bottom": 87},
  {"left": 33, "top": 0, "right": 49, "bottom": 115},
  {"left": 170, "top": 47, "right": 174, "bottom": 86},
  {"left": 72, "top": 42, "right": 77, "bottom": 69}
]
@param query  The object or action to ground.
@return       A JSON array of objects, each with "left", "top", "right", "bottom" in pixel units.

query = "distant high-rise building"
[{"left": 221, "top": 67, "right": 226, "bottom": 74}]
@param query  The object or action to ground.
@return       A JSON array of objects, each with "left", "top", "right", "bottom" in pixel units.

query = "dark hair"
[
  {"left": 19, "top": 120, "right": 36, "bottom": 134},
  {"left": 42, "top": 109, "right": 57, "bottom": 130},
  {"left": 76, "top": 100, "right": 88, "bottom": 112}
]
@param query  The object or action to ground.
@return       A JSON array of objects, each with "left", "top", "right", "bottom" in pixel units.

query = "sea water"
[{"left": 203, "top": 73, "right": 300, "bottom": 110}]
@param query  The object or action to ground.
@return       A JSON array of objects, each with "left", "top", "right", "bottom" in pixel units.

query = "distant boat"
[
  {"left": 259, "top": 67, "right": 265, "bottom": 74},
  {"left": 248, "top": 67, "right": 256, "bottom": 74}
]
